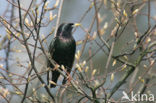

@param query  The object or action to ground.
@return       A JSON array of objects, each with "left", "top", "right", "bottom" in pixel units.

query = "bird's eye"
[{"left": 64, "top": 24, "right": 73, "bottom": 31}]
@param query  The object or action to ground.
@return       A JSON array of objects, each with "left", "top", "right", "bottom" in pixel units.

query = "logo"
[{"left": 121, "top": 91, "right": 154, "bottom": 102}]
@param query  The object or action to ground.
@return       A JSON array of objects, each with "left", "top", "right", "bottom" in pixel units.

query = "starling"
[{"left": 47, "top": 23, "right": 76, "bottom": 88}]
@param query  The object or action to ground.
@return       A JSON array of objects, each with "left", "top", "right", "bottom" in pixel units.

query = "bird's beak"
[{"left": 73, "top": 23, "right": 81, "bottom": 27}]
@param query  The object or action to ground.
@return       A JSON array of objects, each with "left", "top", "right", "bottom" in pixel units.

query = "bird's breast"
[{"left": 52, "top": 37, "right": 76, "bottom": 68}]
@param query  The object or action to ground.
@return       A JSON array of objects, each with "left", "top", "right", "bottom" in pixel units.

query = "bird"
[{"left": 47, "top": 23, "right": 76, "bottom": 88}]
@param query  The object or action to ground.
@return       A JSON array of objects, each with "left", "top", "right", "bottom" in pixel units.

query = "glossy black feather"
[{"left": 47, "top": 23, "right": 76, "bottom": 88}]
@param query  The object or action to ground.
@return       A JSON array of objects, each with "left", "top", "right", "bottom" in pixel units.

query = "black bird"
[{"left": 47, "top": 23, "right": 76, "bottom": 88}]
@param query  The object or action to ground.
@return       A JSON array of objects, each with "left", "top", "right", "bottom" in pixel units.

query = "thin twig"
[{"left": 54, "top": 0, "right": 64, "bottom": 37}]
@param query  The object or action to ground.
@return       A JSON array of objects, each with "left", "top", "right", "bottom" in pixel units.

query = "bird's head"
[{"left": 56, "top": 23, "right": 74, "bottom": 37}]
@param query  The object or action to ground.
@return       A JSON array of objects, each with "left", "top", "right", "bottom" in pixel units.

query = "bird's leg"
[
  {"left": 47, "top": 70, "right": 49, "bottom": 85},
  {"left": 62, "top": 68, "right": 71, "bottom": 85}
]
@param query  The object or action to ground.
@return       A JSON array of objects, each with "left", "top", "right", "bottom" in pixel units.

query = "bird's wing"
[
  {"left": 47, "top": 37, "right": 56, "bottom": 85},
  {"left": 47, "top": 37, "right": 56, "bottom": 67}
]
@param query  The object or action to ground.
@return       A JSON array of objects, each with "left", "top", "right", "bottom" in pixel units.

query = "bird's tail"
[
  {"left": 47, "top": 70, "right": 49, "bottom": 85},
  {"left": 50, "top": 70, "right": 60, "bottom": 88}
]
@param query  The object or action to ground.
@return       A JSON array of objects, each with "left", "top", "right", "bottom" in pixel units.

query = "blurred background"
[{"left": 0, "top": 0, "right": 156, "bottom": 103}]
